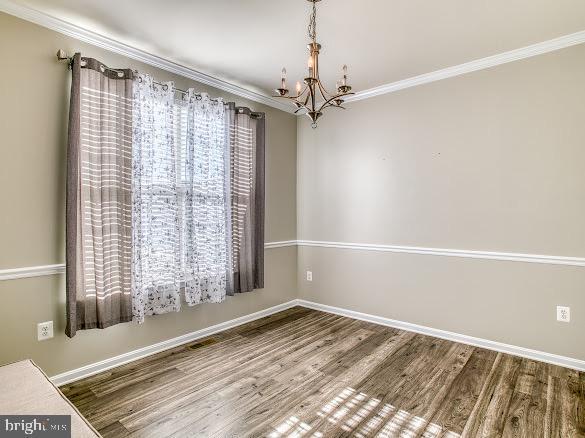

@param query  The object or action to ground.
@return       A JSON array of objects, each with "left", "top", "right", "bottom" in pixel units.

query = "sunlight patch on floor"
[{"left": 269, "top": 386, "right": 462, "bottom": 437}]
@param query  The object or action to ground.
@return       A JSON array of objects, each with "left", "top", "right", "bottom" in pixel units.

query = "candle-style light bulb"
[
  {"left": 281, "top": 67, "right": 287, "bottom": 89},
  {"left": 296, "top": 81, "right": 302, "bottom": 96},
  {"left": 342, "top": 64, "right": 348, "bottom": 86}
]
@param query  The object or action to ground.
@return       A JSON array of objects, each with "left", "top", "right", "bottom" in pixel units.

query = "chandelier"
[{"left": 274, "top": 0, "right": 354, "bottom": 128}]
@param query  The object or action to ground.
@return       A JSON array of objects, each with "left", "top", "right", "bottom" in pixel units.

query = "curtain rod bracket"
[
  {"left": 56, "top": 49, "right": 69, "bottom": 61},
  {"left": 56, "top": 49, "right": 73, "bottom": 70}
]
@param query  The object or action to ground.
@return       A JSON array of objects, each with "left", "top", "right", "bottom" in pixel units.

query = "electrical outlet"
[
  {"left": 37, "top": 321, "right": 53, "bottom": 341},
  {"left": 306, "top": 270, "right": 313, "bottom": 281},
  {"left": 556, "top": 306, "right": 570, "bottom": 323}
]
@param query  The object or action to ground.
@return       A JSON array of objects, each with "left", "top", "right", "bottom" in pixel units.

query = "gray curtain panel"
[
  {"left": 66, "top": 54, "right": 134, "bottom": 337},
  {"left": 226, "top": 104, "right": 265, "bottom": 294}
]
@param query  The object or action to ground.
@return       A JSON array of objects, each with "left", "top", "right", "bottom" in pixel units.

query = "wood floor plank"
[
  {"left": 546, "top": 367, "right": 585, "bottom": 438},
  {"left": 187, "top": 320, "right": 374, "bottom": 437},
  {"left": 60, "top": 307, "right": 585, "bottom": 438},
  {"left": 118, "top": 314, "right": 359, "bottom": 434},
  {"left": 460, "top": 353, "right": 523, "bottom": 437},
  {"left": 80, "top": 368, "right": 189, "bottom": 429},
  {"left": 421, "top": 346, "right": 499, "bottom": 436},
  {"left": 322, "top": 336, "right": 463, "bottom": 437},
  {"left": 87, "top": 312, "right": 340, "bottom": 430},
  {"left": 124, "top": 319, "right": 368, "bottom": 437},
  {"left": 98, "top": 421, "right": 130, "bottom": 438},
  {"left": 259, "top": 332, "right": 440, "bottom": 437},
  {"left": 240, "top": 329, "right": 417, "bottom": 438},
  {"left": 500, "top": 359, "right": 549, "bottom": 438},
  {"left": 215, "top": 329, "right": 408, "bottom": 437},
  {"left": 223, "top": 306, "right": 313, "bottom": 337}
]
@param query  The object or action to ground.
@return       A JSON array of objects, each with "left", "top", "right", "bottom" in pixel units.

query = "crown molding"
[
  {"left": 344, "top": 30, "right": 585, "bottom": 104},
  {"left": 0, "top": 0, "right": 294, "bottom": 113},
  {"left": 2, "top": 0, "right": 583, "bottom": 112}
]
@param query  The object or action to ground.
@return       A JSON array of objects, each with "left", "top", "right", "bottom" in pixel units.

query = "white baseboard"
[
  {"left": 297, "top": 299, "right": 585, "bottom": 372},
  {"left": 50, "top": 297, "right": 584, "bottom": 386},
  {"left": 50, "top": 300, "right": 298, "bottom": 386}
]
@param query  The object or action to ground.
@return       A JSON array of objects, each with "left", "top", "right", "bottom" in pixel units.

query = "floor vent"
[{"left": 188, "top": 338, "right": 218, "bottom": 350}]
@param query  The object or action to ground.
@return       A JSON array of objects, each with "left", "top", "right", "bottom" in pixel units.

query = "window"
[{"left": 66, "top": 61, "right": 265, "bottom": 335}]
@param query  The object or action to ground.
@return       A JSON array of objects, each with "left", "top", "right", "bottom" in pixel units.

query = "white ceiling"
[{"left": 10, "top": 0, "right": 585, "bottom": 97}]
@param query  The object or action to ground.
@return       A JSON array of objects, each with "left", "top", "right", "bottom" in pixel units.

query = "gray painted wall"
[
  {"left": 297, "top": 44, "right": 585, "bottom": 361},
  {"left": 0, "top": 13, "right": 297, "bottom": 376}
]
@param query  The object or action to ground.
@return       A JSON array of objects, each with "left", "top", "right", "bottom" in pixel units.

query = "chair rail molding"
[
  {"left": 0, "top": 241, "right": 298, "bottom": 281},
  {"left": 0, "top": 264, "right": 66, "bottom": 281},
  {"left": 263, "top": 240, "right": 297, "bottom": 249},
  {"left": 296, "top": 240, "right": 585, "bottom": 267},
  {"left": 3, "top": 240, "right": 583, "bottom": 281},
  {"left": 0, "top": 0, "right": 293, "bottom": 113}
]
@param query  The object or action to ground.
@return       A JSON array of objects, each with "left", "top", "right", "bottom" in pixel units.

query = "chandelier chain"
[{"left": 307, "top": 1, "right": 317, "bottom": 42}]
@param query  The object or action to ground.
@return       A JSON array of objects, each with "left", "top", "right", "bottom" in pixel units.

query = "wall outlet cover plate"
[
  {"left": 37, "top": 321, "right": 54, "bottom": 340},
  {"left": 556, "top": 306, "right": 570, "bottom": 323}
]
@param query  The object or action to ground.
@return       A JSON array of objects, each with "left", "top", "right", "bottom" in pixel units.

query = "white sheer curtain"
[
  {"left": 131, "top": 76, "right": 229, "bottom": 322},
  {"left": 132, "top": 75, "right": 181, "bottom": 323},
  {"left": 182, "top": 91, "right": 230, "bottom": 305}
]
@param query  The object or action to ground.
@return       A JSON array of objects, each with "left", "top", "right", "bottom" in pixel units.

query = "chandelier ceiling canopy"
[{"left": 274, "top": 0, "right": 354, "bottom": 128}]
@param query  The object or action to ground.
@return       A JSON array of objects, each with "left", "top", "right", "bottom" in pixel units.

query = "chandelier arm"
[
  {"left": 272, "top": 83, "right": 311, "bottom": 101},
  {"left": 292, "top": 90, "right": 312, "bottom": 112},
  {"left": 295, "top": 100, "right": 312, "bottom": 113},
  {"left": 303, "top": 89, "right": 311, "bottom": 106},
  {"left": 321, "top": 102, "right": 346, "bottom": 110},
  {"left": 316, "top": 80, "right": 335, "bottom": 101},
  {"left": 272, "top": 94, "right": 304, "bottom": 101},
  {"left": 316, "top": 83, "right": 329, "bottom": 102},
  {"left": 307, "top": 83, "right": 316, "bottom": 111},
  {"left": 294, "top": 94, "right": 311, "bottom": 109},
  {"left": 317, "top": 91, "right": 353, "bottom": 113},
  {"left": 298, "top": 84, "right": 309, "bottom": 101}
]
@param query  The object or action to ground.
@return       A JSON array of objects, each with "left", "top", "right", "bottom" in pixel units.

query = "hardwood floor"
[{"left": 60, "top": 307, "right": 585, "bottom": 437}]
